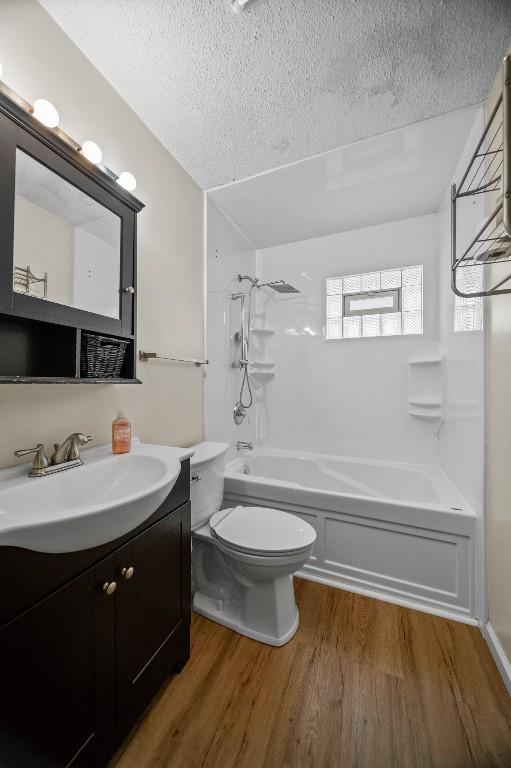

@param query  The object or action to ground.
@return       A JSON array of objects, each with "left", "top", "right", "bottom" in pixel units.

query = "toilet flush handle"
[{"left": 191, "top": 472, "right": 201, "bottom": 483}]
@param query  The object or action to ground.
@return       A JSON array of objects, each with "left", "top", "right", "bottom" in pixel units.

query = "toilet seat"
[{"left": 210, "top": 506, "right": 316, "bottom": 557}]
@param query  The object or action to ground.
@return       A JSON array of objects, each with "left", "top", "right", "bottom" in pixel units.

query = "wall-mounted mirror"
[{"left": 13, "top": 149, "right": 121, "bottom": 319}]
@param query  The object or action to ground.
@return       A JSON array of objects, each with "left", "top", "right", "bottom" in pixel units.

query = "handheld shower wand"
[
  {"left": 232, "top": 291, "right": 253, "bottom": 424},
  {"left": 232, "top": 274, "right": 301, "bottom": 424}
]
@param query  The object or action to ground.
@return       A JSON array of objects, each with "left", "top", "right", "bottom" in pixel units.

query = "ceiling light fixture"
[
  {"left": 231, "top": 0, "right": 253, "bottom": 13},
  {"left": 80, "top": 140, "right": 103, "bottom": 165},
  {"left": 31, "top": 98, "right": 60, "bottom": 128},
  {"left": 117, "top": 171, "right": 137, "bottom": 192}
]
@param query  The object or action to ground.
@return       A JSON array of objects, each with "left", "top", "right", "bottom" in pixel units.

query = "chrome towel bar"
[{"left": 138, "top": 351, "right": 208, "bottom": 366}]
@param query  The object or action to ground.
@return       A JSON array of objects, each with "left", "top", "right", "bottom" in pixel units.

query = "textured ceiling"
[{"left": 39, "top": 0, "right": 511, "bottom": 189}]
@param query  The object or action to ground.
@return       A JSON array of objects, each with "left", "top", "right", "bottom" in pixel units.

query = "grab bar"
[{"left": 138, "top": 351, "right": 208, "bottom": 366}]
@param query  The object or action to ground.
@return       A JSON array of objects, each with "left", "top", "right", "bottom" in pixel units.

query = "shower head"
[{"left": 262, "top": 280, "right": 301, "bottom": 294}]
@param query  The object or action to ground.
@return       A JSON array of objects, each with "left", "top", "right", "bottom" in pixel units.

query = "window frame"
[
  {"left": 324, "top": 265, "right": 423, "bottom": 341},
  {"left": 343, "top": 288, "right": 401, "bottom": 317}
]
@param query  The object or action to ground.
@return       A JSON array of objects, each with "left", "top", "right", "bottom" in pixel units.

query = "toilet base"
[{"left": 193, "top": 590, "right": 299, "bottom": 646}]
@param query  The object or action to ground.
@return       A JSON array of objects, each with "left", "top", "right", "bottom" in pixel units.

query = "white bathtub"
[{"left": 224, "top": 449, "right": 476, "bottom": 623}]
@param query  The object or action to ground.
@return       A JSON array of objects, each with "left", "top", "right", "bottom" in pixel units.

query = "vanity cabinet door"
[
  {"left": 0, "top": 568, "right": 111, "bottom": 768},
  {"left": 114, "top": 502, "right": 191, "bottom": 737}
]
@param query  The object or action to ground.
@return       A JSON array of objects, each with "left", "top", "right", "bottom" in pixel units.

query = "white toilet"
[{"left": 190, "top": 442, "right": 316, "bottom": 646}]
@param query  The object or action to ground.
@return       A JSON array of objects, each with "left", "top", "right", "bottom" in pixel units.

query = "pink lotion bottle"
[{"left": 112, "top": 410, "right": 131, "bottom": 454}]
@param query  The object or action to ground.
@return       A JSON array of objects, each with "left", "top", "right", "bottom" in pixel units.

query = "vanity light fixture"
[
  {"left": 117, "top": 171, "right": 137, "bottom": 192},
  {"left": 80, "top": 140, "right": 103, "bottom": 165},
  {"left": 31, "top": 98, "right": 60, "bottom": 128},
  {"left": 0, "top": 68, "right": 139, "bottom": 195}
]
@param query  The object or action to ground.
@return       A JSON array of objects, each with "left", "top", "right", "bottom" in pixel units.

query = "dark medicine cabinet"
[{"left": 0, "top": 90, "right": 144, "bottom": 383}]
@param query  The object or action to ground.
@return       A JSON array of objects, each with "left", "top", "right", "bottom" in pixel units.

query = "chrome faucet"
[
  {"left": 51, "top": 433, "right": 92, "bottom": 465},
  {"left": 236, "top": 441, "right": 253, "bottom": 450},
  {"left": 15, "top": 432, "right": 92, "bottom": 477}
]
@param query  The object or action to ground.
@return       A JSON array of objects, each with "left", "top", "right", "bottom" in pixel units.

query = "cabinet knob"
[
  {"left": 103, "top": 581, "right": 117, "bottom": 596},
  {"left": 121, "top": 566, "right": 134, "bottom": 580}
]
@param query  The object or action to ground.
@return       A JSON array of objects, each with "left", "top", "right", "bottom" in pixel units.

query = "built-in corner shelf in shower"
[
  {"left": 249, "top": 363, "right": 275, "bottom": 387},
  {"left": 250, "top": 327, "right": 275, "bottom": 335},
  {"left": 249, "top": 360, "right": 275, "bottom": 368},
  {"left": 408, "top": 355, "right": 445, "bottom": 424}
]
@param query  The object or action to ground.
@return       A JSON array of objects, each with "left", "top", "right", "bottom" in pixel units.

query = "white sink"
[{"left": 0, "top": 440, "right": 193, "bottom": 553}]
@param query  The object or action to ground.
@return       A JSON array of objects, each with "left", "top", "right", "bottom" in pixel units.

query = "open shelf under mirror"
[{"left": 0, "top": 314, "right": 140, "bottom": 384}]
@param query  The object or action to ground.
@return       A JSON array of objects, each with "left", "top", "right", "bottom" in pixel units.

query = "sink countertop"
[
  {"left": 0, "top": 439, "right": 195, "bottom": 553},
  {"left": 0, "top": 438, "right": 194, "bottom": 488}
]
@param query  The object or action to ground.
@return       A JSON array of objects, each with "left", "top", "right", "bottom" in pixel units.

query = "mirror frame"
[{"left": 0, "top": 92, "right": 144, "bottom": 337}]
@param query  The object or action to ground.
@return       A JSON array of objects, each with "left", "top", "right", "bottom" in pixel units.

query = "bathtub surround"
[
  {"left": 437, "top": 108, "right": 487, "bottom": 623},
  {"left": 254, "top": 214, "right": 440, "bottom": 465},
  {"left": 437, "top": 108, "right": 486, "bottom": 515},
  {"left": 205, "top": 107, "right": 487, "bottom": 625},
  {"left": 0, "top": 0, "right": 203, "bottom": 467}
]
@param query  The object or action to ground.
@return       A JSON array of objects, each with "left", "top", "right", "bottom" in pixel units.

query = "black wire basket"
[{"left": 81, "top": 333, "right": 129, "bottom": 379}]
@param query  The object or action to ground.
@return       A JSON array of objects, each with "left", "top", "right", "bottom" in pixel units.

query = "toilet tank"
[{"left": 190, "top": 442, "right": 229, "bottom": 530}]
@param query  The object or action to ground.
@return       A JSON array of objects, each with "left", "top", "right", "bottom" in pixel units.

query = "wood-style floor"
[{"left": 113, "top": 579, "right": 511, "bottom": 768}]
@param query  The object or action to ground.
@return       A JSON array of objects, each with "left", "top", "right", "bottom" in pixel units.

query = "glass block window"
[
  {"left": 325, "top": 266, "right": 423, "bottom": 340},
  {"left": 454, "top": 266, "right": 484, "bottom": 332}
]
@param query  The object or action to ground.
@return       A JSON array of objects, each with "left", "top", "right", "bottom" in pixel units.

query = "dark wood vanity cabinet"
[
  {"left": 0, "top": 566, "right": 101, "bottom": 767},
  {"left": 114, "top": 507, "right": 191, "bottom": 734},
  {"left": 0, "top": 467, "right": 191, "bottom": 768}
]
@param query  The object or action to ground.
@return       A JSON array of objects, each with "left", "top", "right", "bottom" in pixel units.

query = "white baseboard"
[
  {"left": 296, "top": 569, "right": 479, "bottom": 626},
  {"left": 483, "top": 622, "right": 511, "bottom": 696}
]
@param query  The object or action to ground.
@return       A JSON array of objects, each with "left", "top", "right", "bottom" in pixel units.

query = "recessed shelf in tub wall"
[
  {"left": 248, "top": 361, "right": 275, "bottom": 388},
  {"left": 250, "top": 327, "right": 275, "bottom": 335},
  {"left": 408, "top": 356, "right": 444, "bottom": 366},
  {"left": 408, "top": 355, "right": 445, "bottom": 424},
  {"left": 408, "top": 398, "right": 443, "bottom": 408}
]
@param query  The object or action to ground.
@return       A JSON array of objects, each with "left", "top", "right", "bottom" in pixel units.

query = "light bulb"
[
  {"left": 117, "top": 171, "right": 136, "bottom": 192},
  {"left": 231, "top": 0, "right": 251, "bottom": 11},
  {"left": 81, "top": 140, "right": 103, "bottom": 164},
  {"left": 32, "top": 98, "right": 59, "bottom": 128}
]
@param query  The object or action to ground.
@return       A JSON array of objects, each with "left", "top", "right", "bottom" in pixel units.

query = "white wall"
[
  {"left": 204, "top": 199, "right": 256, "bottom": 456},
  {"left": 255, "top": 214, "right": 440, "bottom": 464},
  {"left": 0, "top": 0, "right": 203, "bottom": 467},
  {"left": 485, "top": 53, "right": 511, "bottom": 685}
]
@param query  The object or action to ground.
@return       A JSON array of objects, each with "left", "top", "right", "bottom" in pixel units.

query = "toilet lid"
[{"left": 210, "top": 506, "right": 316, "bottom": 555}]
